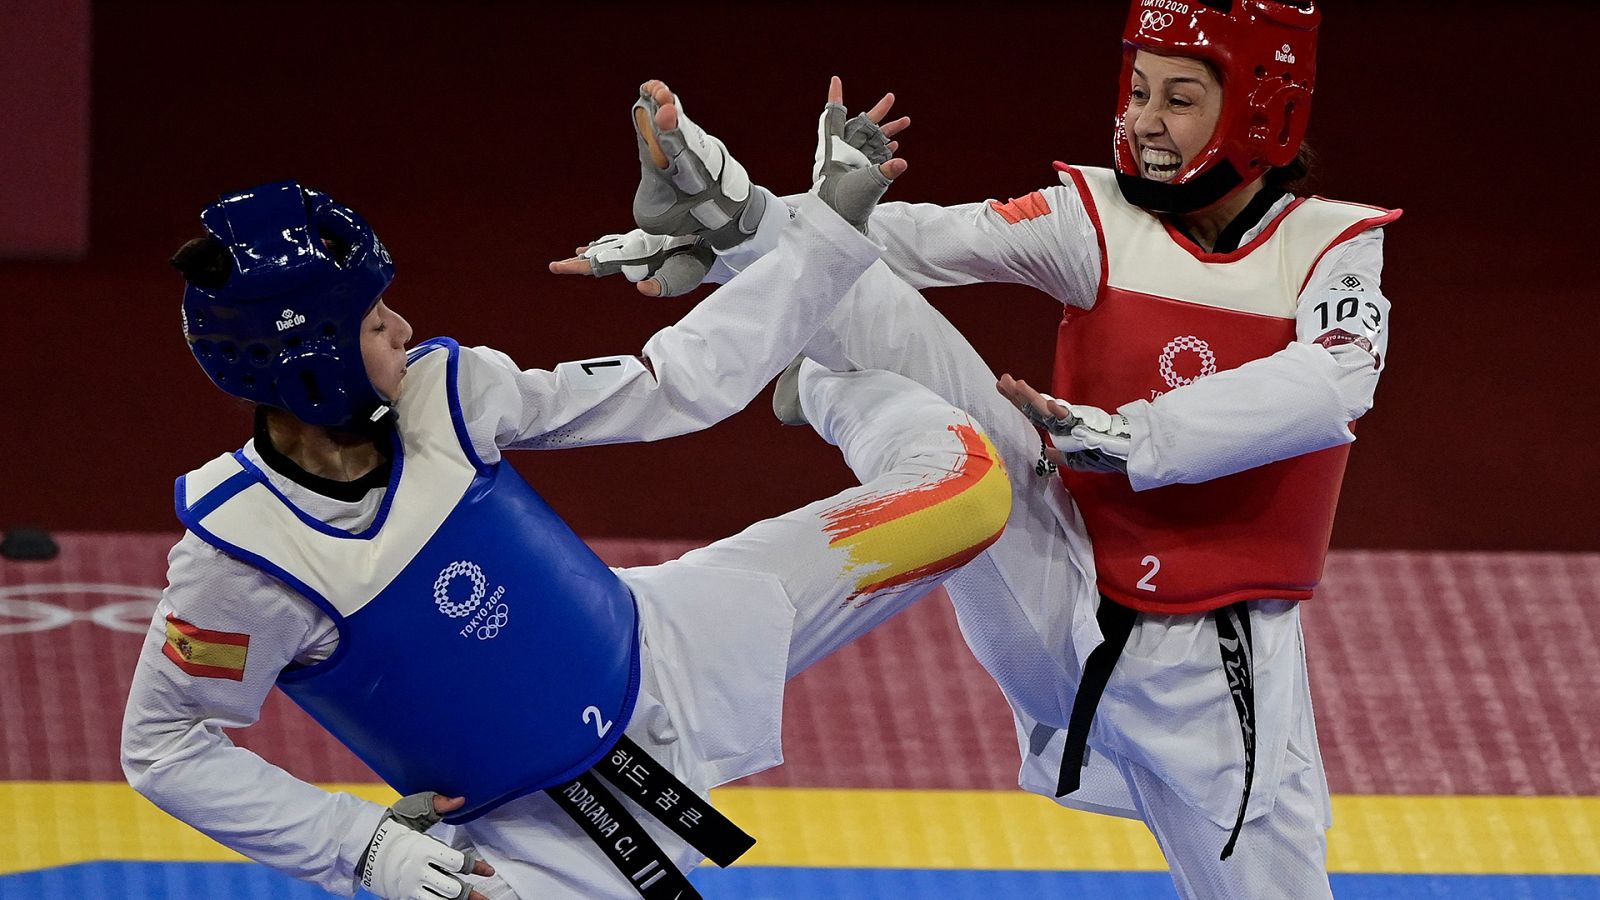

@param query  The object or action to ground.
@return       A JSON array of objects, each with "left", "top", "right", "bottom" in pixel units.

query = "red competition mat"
[{"left": 3, "top": 533, "right": 1597, "bottom": 796}]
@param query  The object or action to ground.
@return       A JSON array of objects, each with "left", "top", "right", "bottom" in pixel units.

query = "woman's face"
[
  {"left": 1124, "top": 50, "right": 1224, "bottom": 183},
  {"left": 361, "top": 300, "right": 413, "bottom": 402}
]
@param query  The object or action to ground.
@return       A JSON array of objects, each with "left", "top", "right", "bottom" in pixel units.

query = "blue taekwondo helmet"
[{"left": 179, "top": 181, "right": 396, "bottom": 428}]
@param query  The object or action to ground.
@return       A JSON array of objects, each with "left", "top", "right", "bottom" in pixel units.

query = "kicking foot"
[
  {"left": 772, "top": 356, "right": 808, "bottom": 427},
  {"left": 632, "top": 79, "right": 767, "bottom": 251}
]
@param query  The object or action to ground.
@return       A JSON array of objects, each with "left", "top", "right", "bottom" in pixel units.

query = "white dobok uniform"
[
  {"left": 714, "top": 171, "right": 1395, "bottom": 898},
  {"left": 121, "top": 194, "right": 1013, "bottom": 899}
]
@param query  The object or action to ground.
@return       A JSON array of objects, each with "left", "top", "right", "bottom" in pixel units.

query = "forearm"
[
  {"left": 1119, "top": 341, "right": 1378, "bottom": 490},
  {"left": 121, "top": 560, "right": 385, "bottom": 896},
  {"left": 506, "top": 192, "right": 882, "bottom": 448},
  {"left": 125, "top": 728, "right": 384, "bottom": 894},
  {"left": 719, "top": 189, "right": 1097, "bottom": 310},
  {"left": 723, "top": 194, "right": 1029, "bottom": 288},
  {"left": 870, "top": 200, "right": 1034, "bottom": 289}
]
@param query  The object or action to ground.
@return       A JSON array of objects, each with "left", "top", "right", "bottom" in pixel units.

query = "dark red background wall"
[
  {"left": 1, "top": 2, "right": 1593, "bottom": 550},
  {"left": 0, "top": 0, "right": 89, "bottom": 256}
]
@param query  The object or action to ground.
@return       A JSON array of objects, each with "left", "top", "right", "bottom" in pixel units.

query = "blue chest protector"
[{"left": 175, "top": 339, "right": 640, "bottom": 823}]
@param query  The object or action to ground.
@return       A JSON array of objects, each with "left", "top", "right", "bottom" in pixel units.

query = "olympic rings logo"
[
  {"left": 433, "top": 561, "right": 487, "bottom": 618},
  {"left": 1158, "top": 335, "right": 1218, "bottom": 388},
  {"left": 475, "top": 604, "right": 510, "bottom": 641},
  {"left": 1140, "top": 10, "right": 1175, "bottom": 31},
  {"left": 0, "top": 583, "right": 161, "bottom": 636}
]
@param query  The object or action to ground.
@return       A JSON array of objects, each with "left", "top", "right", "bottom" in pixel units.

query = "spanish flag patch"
[{"left": 162, "top": 615, "right": 250, "bottom": 681}]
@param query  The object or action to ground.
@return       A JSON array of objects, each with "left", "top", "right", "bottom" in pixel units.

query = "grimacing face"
[
  {"left": 1124, "top": 50, "right": 1224, "bottom": 183},
  {"left": 360, "top": 300, "right": 413, "bottom": 402}
]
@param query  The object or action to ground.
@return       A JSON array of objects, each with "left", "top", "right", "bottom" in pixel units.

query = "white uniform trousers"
[
  {"left": 459, "top": 366, "right": 1010, "bottom": 899},
  {"left": 807, "top": 262, "right": 1336, "bottom": 899}
]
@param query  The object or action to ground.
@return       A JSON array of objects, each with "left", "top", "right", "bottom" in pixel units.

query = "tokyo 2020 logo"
[
  {"left": 475, "top": 605, "right": 510, "bottom": 640},
  {"left": 433, "top": 561, "right": 487, "bottom": 618},
  {"left": 435, "top": 560, "right": 510, "bottom": 640},
  {"left": 1158, "top": 336, "right": 1217, "bottom": 388},
  {"left": 1140, "top": 10, "right": 1175, "bottom": 31}
]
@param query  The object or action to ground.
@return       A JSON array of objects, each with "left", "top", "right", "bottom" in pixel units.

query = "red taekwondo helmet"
[{"left": 1113, "top": 0, "right": 1320, "bottom": 214}]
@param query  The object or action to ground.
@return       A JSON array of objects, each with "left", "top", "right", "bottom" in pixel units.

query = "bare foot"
[{"left": 635, "top": 79, "right": 679, "bottom": 168}]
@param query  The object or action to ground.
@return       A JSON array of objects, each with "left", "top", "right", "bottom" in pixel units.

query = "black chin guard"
[{"left": 1115, "top": 159, "right": 1245, "bottom": 215}]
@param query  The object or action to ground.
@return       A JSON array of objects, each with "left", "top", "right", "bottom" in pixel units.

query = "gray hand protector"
[
  {"left": 388, "top": 791, "right": 446, "bottom": 832},
  {"left": 1019, "top": 397, "right": 1080, "bottom": 436},
  {"left": 387, "top": 792, "right": 485, "bottom": 889},
  {"left": 583, "top": 231, "right": 715, "bottom": 298},
  {"left": 649, "top": 245, "right": 717, "bottom": 297},
  {"left": 632, "top": 90, "right": 767, "bottom": 251},
  {"left": 1060, "top": 449, "right": 1130, "bottom": 475},
  {"left": 812, "top": 102, "right": 893, "bottom": 234},
  {"left": 810, "top": 112, "right": 891, "bottom": 180},
  {"left": 844, "top": 114, "right": 893, "bottom": 166}
]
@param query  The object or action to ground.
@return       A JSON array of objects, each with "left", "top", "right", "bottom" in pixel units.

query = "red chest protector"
[{"left": 1053, "top": 165, "right": 1399, "bottom": 614}]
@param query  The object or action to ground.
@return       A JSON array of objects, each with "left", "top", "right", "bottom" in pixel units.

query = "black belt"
[
  {"left": 546, "top": 735, "right": 755, "bottom": 898},
  {"left": 1056, "top": 594, "right": 1136, "bottom": 797},
  {"left": 1056, "top": 595, "right": 1257, "bottom": 861},
  {"left": 1214, "top": 602, "right": 1256, "bottom": 860}
]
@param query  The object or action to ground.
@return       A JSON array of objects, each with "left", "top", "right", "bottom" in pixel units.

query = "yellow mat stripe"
[{"left": 6, "top": 783, "right": 1598, "bottom": 876}]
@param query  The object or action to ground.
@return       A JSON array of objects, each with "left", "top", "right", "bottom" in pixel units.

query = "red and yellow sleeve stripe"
[
  {"left": 162, "top": 615, "right": 250, "bottom": 681},
  {"left": 822, "top": 422, "right": 1011, "bottom": 604},
  {"left": 990, "top": 191, "right": 1053, "bottom": 225}
]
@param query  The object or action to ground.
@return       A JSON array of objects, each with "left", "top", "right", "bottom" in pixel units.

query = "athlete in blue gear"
[{"left": 121, "top": 79, "right": 1012, "bottom": 900}]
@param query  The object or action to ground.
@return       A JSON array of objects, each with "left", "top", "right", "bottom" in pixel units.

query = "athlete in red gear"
[
  {"left": 560, "top": 4, "right": 1394, "bottom": 895},
  {"left": 985, "top": 5, "right": 1397, "bottom": 896}
]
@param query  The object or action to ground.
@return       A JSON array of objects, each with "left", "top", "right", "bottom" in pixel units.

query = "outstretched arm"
[
  {"left": 480, "top": 79, "right": 898, "bottom": 453},
  {"left": 556, "top": 80, "right": 1098, "bottom": 308},
  {"left": 999, "top": 229, "right": 1393, "bottom": 488},
  {"left": 863, "top": 192, "right": 1098, "bottom": 306}
]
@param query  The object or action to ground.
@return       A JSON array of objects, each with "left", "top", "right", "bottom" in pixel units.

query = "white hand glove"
[
  {"left": 811, "top": 97, "right": 894, "bottom": 233},
  {"left": 1027, "top": 394, "right": 1133, "bottom": 461},
  {"left": 811, "top": 111, "right": 890, "bottom": 183},
  {"left": 1059, "top": 448, "right": 1131, "bottom": 474},
  {"left": 581, "top": 230, "right": 714, "bottom": 297},
  {"left": 361, "top": 794, "right": 477, "bottom": 900}
]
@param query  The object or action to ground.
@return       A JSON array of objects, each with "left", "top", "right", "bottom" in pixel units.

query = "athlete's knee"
[
  {"left": 892, "top": 416, "right": 1012, "bottom": 570},
  {"left": 819, "top": 413, "right": 1011, "bottom": 600},
  {"left": 937, "top": 418, "right": 1013, "bottom": 552},
  {"left": 810, "top": 367, "right": 1012, "bottom": 556}
]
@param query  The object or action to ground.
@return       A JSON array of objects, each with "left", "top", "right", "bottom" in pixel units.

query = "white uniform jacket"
[
  {"left": 713, "top": 174, "right": 1397, "bottom": 830},
  {"left": 859, "top": 173, "right": 1398, "bottom": 829},
  {"left": 121, "top": 194, "right": 880, "bottom": 897}
]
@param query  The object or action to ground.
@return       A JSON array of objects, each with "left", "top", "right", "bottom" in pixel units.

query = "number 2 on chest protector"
[
  {"left": 583, "top": 705, "right": 613, "bottom": 737},
  {"left": 1136, "top": 555, "right": 1160, "bottom": 592}
]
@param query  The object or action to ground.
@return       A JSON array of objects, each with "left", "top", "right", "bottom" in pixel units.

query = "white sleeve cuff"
[{"left": 710, "top": 186, "right": 788, "bottom": 278}]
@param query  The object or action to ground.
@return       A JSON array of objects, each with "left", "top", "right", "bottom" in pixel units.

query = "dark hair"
[
  {"left": 170, "top": 231, "right": 354, "bottom": 289},
  {"left": 171, "top": 236, "right": 231, "bottom": 289},
  {"left": 1265, "top": 141, "right": 1317, "bottom": 193},
  {"left": 322, "top": 233, "right": 352, "bottom": 264}
]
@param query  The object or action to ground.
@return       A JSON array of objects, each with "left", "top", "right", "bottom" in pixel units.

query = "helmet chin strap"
[{"left": 1115, "top": 159, "right": 1245, "bottom": 215}]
